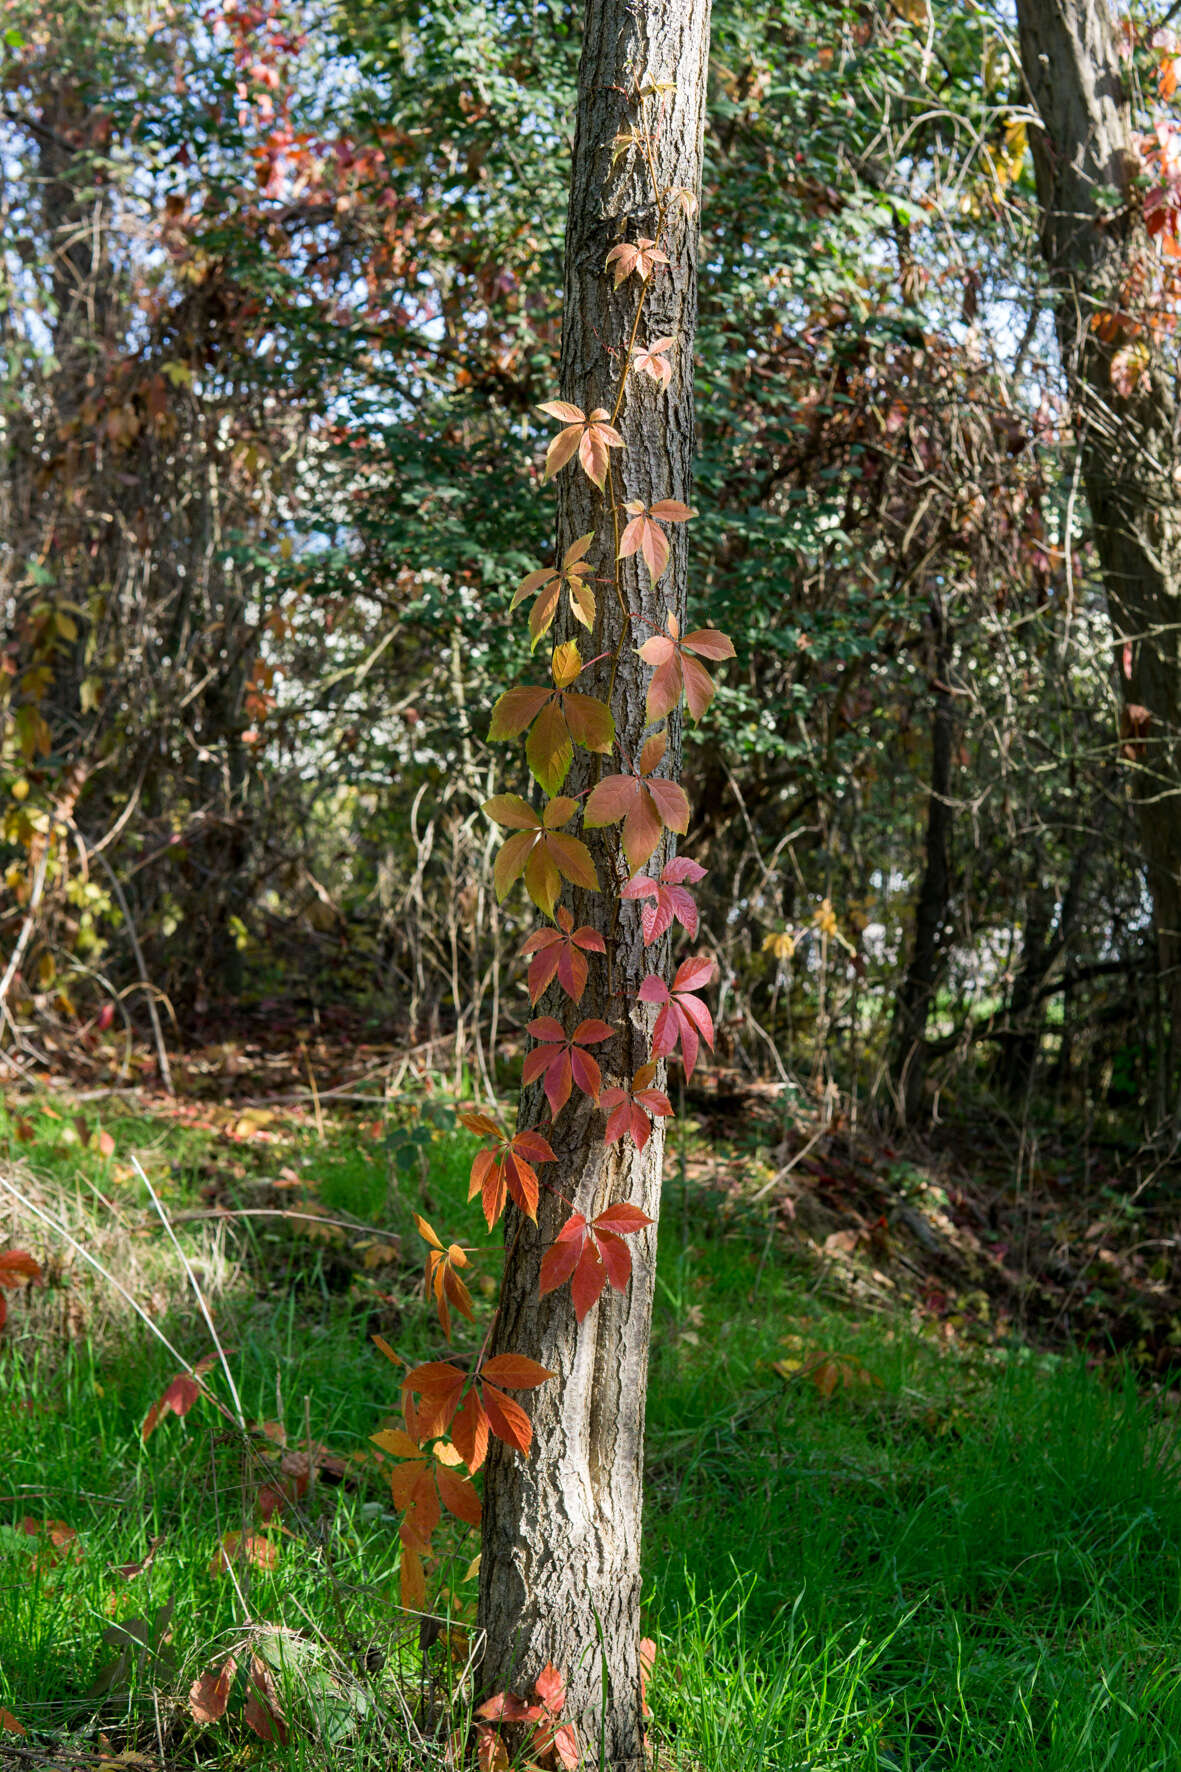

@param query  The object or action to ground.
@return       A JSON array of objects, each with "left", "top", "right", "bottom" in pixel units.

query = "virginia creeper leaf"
[
  {"left": 638, "top": 611, "right": 736, "bottom": 722},
  {"left": 483, "top": 795, "right": 598, "bottom": 916},
  {"left": 538, "top": 1205, "right": 654, "bottom": 1321},
  {"left": 583, "top": 737, "right": 690, "bottom": 872},
  {"left": 638, "top": 956, "right": 716, "bottom": 1078},
  {"left": 519, "top": 905, "right": 606, "bottom": 1004},
  {"left": 621, "top": 855, "right": 706, "bottom": 943}
]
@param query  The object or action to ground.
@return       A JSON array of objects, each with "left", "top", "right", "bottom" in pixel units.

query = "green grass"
[
  {"left": 642, "top": 1173, "right": 1181, "bottom": 1769},
  {"left": 1, "top": 1098, "right": 1180, "bottom": 1768}
]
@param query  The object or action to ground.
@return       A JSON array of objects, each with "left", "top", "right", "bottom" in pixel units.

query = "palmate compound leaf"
[
  {"left": 371, "top": 1431, "right": 483, "bottom": 1548},
  {"left": 519, "top": 904, "right": 606, "bottom": 1005},
  {"left": 414, "top": 1214, "right": 474, "bottom": 1341},
  {"left": 457, "top": 1109, "right": 557, "bottom": 1228},
  {"left": 477, "top": 1663, "right": 580, "bottom": 1771},
  {"left": 539, "top": 1203, "right": 654, "bottom": 1322},
  {"left": 582, "top": 727, "right": 689, "bottom": 873},
  {"left": 605, "top": 237, "right": 669, "bottom": 287},
  {"left": 537, "top": 401, "right": 624, "bottom": 488},
  {"left": 483, "top": 793, "right": 598, "bottom": 918},
  {"left": 638, "top": 955, "right": 716, "bottom": 1079},
  {"left": 521, "top": 1015, "right": 614, "bottom": 1117},
  {"left": 621, "top": 854, "right": 706, "bottom": 944},
  {"left": 141, "top": 1350, "right": 219, "bottom": 1440},
  {"left": 631, "top": 335, "right": 674, "bottom": 390},
  {"left": 617, "top": 498, "right": 695, "bottom": 581},
  {"left": 487, "top": 639, "right": 615, "bottom": 795},
  {"left": 599, "top": 1063, "right": 674, "bottom": 1151},
  {"left": 638, "top": 611, "right": 736, "bottom": 722},
  {"left": 510, "top": 531, "right": 597, "bottom": 649},
  {"left": 398, "top": 1353, "right": 555, "bottom": 1472}
]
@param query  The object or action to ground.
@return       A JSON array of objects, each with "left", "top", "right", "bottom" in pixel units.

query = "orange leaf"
[
  {"left": 481, "top": 1384, "right": 533, "bottom": 1456},
  {"left": 437, "top": 1465, "right": 483, "bottom": 1527},
  {"left": 189, "top": 1655, "right": 238, "bottom": 1724},
  {"left": 452, "top": 1388, "right": 491, "bottom": 1472},
  {"left": 400, "top": 1534, "right": 427, "bottom": 1609},
  {"left": 480, "top": 1354, "right": 556, "bottom": 1388}
]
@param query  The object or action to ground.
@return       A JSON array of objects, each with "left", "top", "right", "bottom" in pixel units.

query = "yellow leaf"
[
  {"left": 551, "top": 639, "right": 582, "bottom": 688},
  {"left": 814, "top": 899, "right": 838, "bottom": 938},
  {"left": 371, "top": 1427, "right": 421, "bottom": 1459}
]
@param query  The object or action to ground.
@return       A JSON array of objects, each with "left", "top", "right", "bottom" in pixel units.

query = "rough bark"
[
  {"left": 890, "top": 593, "right": 954, "bottom": 1124},
  {"left": 1017, "top": 0, "right": 1181, "bottom": 1104},
  {"left": 476, "top": 0, "right": 711, "bottom": 1764}
]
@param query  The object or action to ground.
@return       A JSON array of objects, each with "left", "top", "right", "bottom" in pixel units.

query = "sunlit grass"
[{"left": 1, "top": 1097, "right": 1179, "bottom": 1767}]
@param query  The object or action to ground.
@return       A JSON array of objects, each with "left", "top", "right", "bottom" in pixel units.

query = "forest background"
[{"left": 4, "top": 0, "right": 1181, "bottom": 1767}]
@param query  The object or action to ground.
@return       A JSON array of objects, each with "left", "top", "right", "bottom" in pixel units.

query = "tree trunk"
[
  {"left": 1017, "top": 0, "right": 1181, "bottom": 1106},
  {"left": 889, "top": 592, "right": 954, "bottom": 1124},
  {"left": 476, "top": 1, "right": 711, "bottom": 1764}
]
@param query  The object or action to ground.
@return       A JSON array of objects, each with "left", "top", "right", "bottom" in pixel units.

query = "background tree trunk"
[
  {"left": 890, "top": 592, "right": 954, "bottom": 1122},
  {"left": 476, "top": 0, "right": 711, "bottom": 1764},
  {"left": 1017, "top": 0, "right": 1181, "bottom": 1107}
]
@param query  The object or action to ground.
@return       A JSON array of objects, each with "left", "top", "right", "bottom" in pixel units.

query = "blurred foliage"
[{"left": 0, "top": 0, "right": 1168, "bottom": 1132}]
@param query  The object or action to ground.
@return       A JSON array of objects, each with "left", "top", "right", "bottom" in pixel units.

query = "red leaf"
[
  {"left": 582, "top": 774, "right": 637, "bottom": 825},
  {"left": 638, "top": 614, "right": 735, "bottom": 722},
  {"left": 465, "top": 1122, "right": 556, "bottom": 1229},
  {"left": 244, "top": 1655, "right": 287, "bottom": 1744},
  {"left": 0, "top": 1250, "right": 42, "bottom": 1285},
  {"left": 594, "top": 1204, "right": 654, "bottom": 1235},
  {"left": 210, "top": 1530, "right": 279, "bottom": 1575},
  {"left": 539, "top": 1215, "right": 585, "bottom": 1295},
  {"left": 539, "top": 1203, "right": 650, "bottom": 1319},
  {"left": 571, "top": 1240, "right": 609, "bottom": 1320},
  {"left": 553, "top": 1721, "right": 581, "bottom": 1768},
  {"left": 524, "top": 1017, "right": 613, "bottom": 1118},
  {"left": 639, "top": 965, "right": 715, "bottom": 1078},
  {"left": 622, "top": 856, "right": 705, "bottom": 943},
  {"left": 534, "top": 1662, "right": 566, "bottom": 1715},
  {"left": 632, "top": 336, "right": 674, "bottom": 388},
  {"left": 141, "top": 1373, "right": 201, "bottom": 1442},
  {"left": 596, "top": 1228, "right": 633, "bottom": 1291},
  {"left": 673, "top": 955, "right": 714, "bottom": 993},
  {"left": 400, "top": 1534, "right": 426, "bottom": 1610},
  {"left": 403, "top": 1362, "right": 467, "bottom": 1438},
  {"left": 476, "top": 1721, "right": 511, "bottom": 1768},
  {"left": 189, "top": 1655, "right": 238, "bottom": 1725}
]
